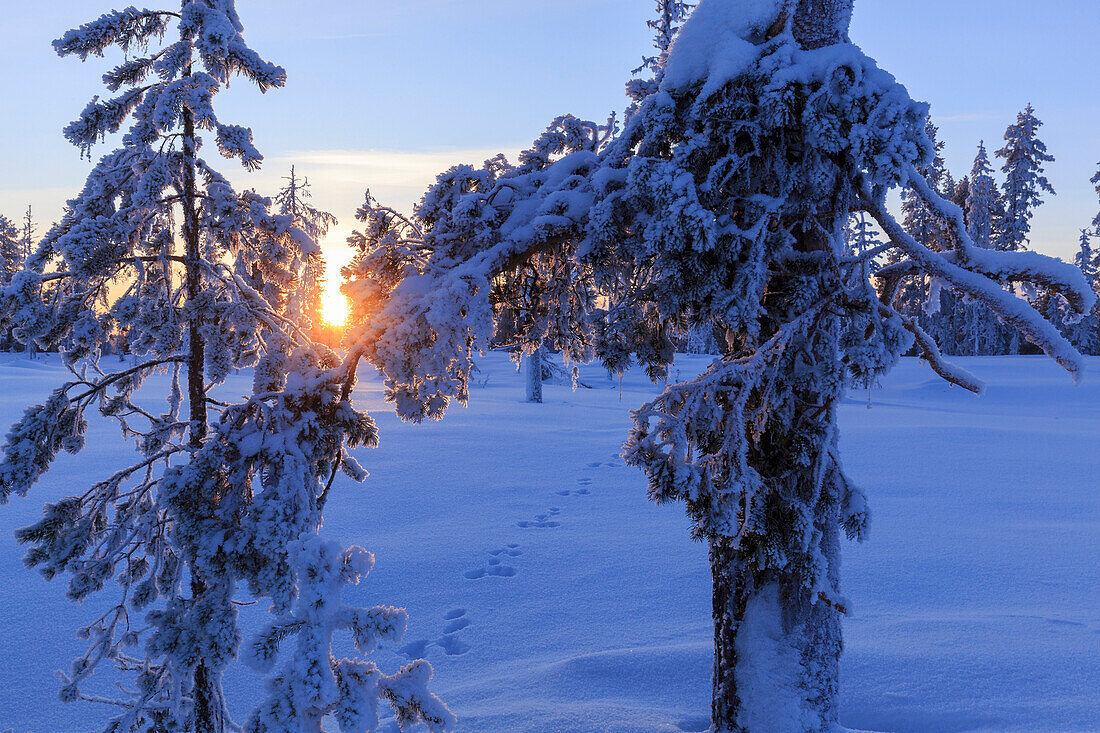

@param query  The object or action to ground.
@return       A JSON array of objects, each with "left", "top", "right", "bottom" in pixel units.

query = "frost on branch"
[
  {"left": 245, "top": 536, "right": 454, "bottom": 733},
  {"left": 0, "top": 3, "right": 449, "bottom": 731}
]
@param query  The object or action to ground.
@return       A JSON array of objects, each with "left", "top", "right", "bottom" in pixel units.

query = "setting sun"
[{"left": 320, "top": 283, "right": 349, "bottom": 327}]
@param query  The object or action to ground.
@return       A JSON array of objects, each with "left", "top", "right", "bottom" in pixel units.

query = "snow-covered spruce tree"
[
  {"left": 842, "top": 212, "right": 889, "bottom": 383},
  {"left": 1091, "top": 162, "right": 1100, "bottom": 228},
  {"left": 275, "top": 166, "right": 336, "bottom": 340},
  {"left": 0, "top": 215, "right": 21, "bottom": 285},
  {"left": 0, "top": 214, "right": 22, "bottom": 351},
  {"left": 21, "top": 206, "right": 37, "bottom": 263},
  {"left": 996, "top": 103, "right": 1055, "bottom": 252},
  {"left": 883, "top": 119, "right": 946, "bottom": 334},
  {"left": 901, "top": 120, "right": 948, "bottom": 251},
  {"left": 626, "top": 1, "right": 696, "bottom": 120},
  {"left": 11, "top": 207, "right": 42, "bottom": 357},
  {"left": 956, "top": 142, "right": 1006, "bottom": 355},
  {"left": 0, "top": 5, "right": 451, "bottom": 732},
  {"left": 967, "top": 142, "right": 997, "bottom": 250},
  {"left": 346, "top": 1, "right": 1094, "bottom": 729},
  {"left": 1069, "top": 229, "right": 1099, "bottom": 354}
]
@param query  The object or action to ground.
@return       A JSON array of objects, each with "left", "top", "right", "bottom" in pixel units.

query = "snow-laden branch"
[
  {"left": 877, "top": 302, "right": 984, "bottom": 394},
  {"left": 861, "top": 178, "right": 1091, "bottom": 383},
  {"left": 906, "top": 170, "right": 1094, "bottom": 314}
]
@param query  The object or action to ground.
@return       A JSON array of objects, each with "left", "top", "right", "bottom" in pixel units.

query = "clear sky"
[{"left": 2, "top": 0, "right": 1097, "bottom": 289}]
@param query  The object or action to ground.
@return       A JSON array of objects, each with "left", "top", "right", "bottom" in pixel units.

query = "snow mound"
[{"left": 661, "top": 0, "right": 782, "bottom": 96}]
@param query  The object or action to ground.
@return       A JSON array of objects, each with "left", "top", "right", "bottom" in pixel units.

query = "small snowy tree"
[
  {"left": 1068, "top": 228, "right": 1099, "bottom": 353},
  {"left": 275, "top": 166, "right": 337, "bottom": 340},
  {"left": 344, "top": 1, "right": 1094, "bottom": 730},
  {"left": 20, "top": 206, "right": 37, "bottom": 263},
  {"left": 967, "top": 142, "right": 997, "bottom": 249},
  {"left": 0, "top": 215, "right": 21, "bottom": 351},
  {"left": 0, "top": 215, "right": 21, "bottom": 285},
  {"left": 245, "top": 537, "right": 454, "bottom": 732},
  {"left": 13, "top": 207, "right": 41, "bottom": 357},
  {"left": 1091, "top": 160, "right": 1100, "bottom": 233},
  {"left": 902, "top": 120, "right": 948, "bottom": 250},
  {"left": 888, "top": 120, "right": 948, "bottom": 334},
  {"left": 996, "top": 103, "right": 1055, "bottom": 252},
  {"left": 0, "top": 5, "right": 450, "bottom": 732},
  {"left": 955, "top": 142, "right": 1006, "bottom": 354},
  {"left": 626, "top": 1, "right": 696, "bottom": 119}
]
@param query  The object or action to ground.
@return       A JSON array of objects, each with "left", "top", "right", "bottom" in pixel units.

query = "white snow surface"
[
  {"left": 735, "top": 583, "right": 820, "bottom": 732},
  {"left": 0, "top": 352, "right": 1098, "bottom": 732},
  {"left": 661, "top": 0, "right": 780, "bottom": 97}
]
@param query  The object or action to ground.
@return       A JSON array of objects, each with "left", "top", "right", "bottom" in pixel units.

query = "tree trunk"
[
  {"left": 709, "top": 254, "right": 846, "bottom": 730},
  {"left": 704, "top": 6, "right": 855, "bottom": 730},
  {"left": 709, "top": 499, "right": 842, "bottom": 732},
  {"left": 182, "top": 100, "right": 221, "bottom": 733},
  {"left": 792, "top": 0, "right": 853, "bottom": 49},
  {"left": 182, "top": 112, "right": 207, "bottom": 449},
  {"left": 525, "top": 345, "right": 544, "bottom": 403}
]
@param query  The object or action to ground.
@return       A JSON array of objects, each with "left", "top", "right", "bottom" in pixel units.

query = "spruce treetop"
[{"left": 996, "top": 103, "right": 1055, "bottom": 251}]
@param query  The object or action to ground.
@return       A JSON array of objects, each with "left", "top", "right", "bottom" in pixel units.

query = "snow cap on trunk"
[{"left": 661, "top": 0, "right": 783, "bottom": 96}]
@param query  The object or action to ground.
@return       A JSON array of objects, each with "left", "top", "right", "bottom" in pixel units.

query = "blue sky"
[{"left": 2, "top": 0, "right": 1097, "bottom": 279}]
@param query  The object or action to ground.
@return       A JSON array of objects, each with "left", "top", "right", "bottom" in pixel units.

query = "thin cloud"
[
  {"left": 935, "top": 112, "right": 1003, "bottom": 123},
  {"left": 273, "top": 147, "right": 522, "bottom": 188}
]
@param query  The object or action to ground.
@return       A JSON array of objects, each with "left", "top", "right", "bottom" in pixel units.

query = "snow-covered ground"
[{"left": 0, "top": 353, "right": 1097, "bottom": 732}]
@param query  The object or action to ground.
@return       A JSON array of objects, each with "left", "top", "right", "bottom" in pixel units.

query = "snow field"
[{"left": 0, "top": 352, "right": 1096, "bottom": 732}]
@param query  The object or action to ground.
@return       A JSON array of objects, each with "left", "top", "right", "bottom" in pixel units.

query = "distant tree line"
[{"left": 874, "top": 107, "right": 1100, "bottom": 357}]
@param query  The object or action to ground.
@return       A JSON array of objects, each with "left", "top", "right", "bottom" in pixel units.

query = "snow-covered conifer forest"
[{"left": 1, "top": 1, "right": 1098, "bottom": 732}]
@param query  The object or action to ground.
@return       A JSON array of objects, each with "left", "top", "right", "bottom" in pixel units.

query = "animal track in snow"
[
  {"left": 398, "top": 638, "right": 430, "bottom": 659},
  {"left": 489, "top": 543, "right": 523, "bottom": 557},
  {"left": 443, "top": 616, "right": 471, "bottom": 633},
  {"left": 584, "top": 458, "right": 622, "bottom": 469},
  {"left": 517, "top": 507, "right": 562, "bottom": 528},
  {"left": 465, "top": 545, "right": 521, "bottom": 577},
  {"left": 464, "top": 565, "right": 517, "bottom": 579},
  {"left": 517, "top": 518, "right": 560, "bottom": 528},
  {"left": 399, "top": 608, "right": 474, "bottom": 659},
  {"left": 557, "top": 487, "right": 590, "bottom": 497},
  {"left": 438, "top": 608, "right": 471, "bottom": 655},
  {"left": 437, "top": 634, "right": 470, "bottom": 656},
  {"left": 557, "top": 476, "right": 595, "bottom": 497}
]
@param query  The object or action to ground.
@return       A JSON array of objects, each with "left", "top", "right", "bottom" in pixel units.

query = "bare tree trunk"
[
  {"left": 182, "top": 115, "right": 207, "bottom": 451},
  {"left": 525, "top": 345, "right": 544, "bottom": 403},
  {"left": 792, "top": 0, "right": 853, "bottom": 49},
  {"left": 710, "top": 538, "right": 747, "bottom": 728}
]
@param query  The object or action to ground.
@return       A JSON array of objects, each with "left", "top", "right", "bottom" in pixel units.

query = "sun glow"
[{"left": 321, "top": 283, "right": 349, "bottom": 327}]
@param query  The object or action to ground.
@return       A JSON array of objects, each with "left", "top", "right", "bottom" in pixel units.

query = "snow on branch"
[
  {"left": 862, "top": 179, "right": 1090, "bottom": 383},
  {"left": 880, "top": 302, "right": 984, "bottom": 394},
  {"left": 53, "top": 8, "right": 176, "bottom": 60},
  {"left": 906, "top": 169, "right": 1095, "bottom": 314}
]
